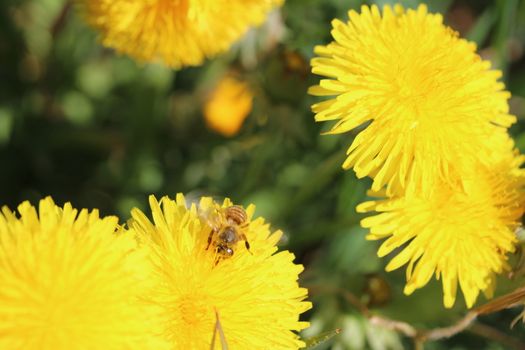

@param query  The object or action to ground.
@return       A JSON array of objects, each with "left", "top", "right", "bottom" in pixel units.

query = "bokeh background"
[{"left": 2, "top": 0, "right": 525, "bottom": 348}]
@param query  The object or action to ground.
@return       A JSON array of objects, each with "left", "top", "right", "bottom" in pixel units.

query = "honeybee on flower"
[
  {"left": 200, "top": 203, "right": 252, "bottom": 265},
  {"left": 129, "top": 194, "right": 311, "bottom": 349}
]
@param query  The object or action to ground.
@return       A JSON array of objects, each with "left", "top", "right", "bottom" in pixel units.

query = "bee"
[{"left": 201, "top": 204, "right": 251, "bottom": 264}]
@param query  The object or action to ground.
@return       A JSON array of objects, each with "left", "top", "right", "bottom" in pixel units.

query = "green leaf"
[
  {"left": 466, "top": 8, "right": 496, "bottom": 45},
  {"left": 301, "top": 328, "right": 341, "bottom": 349}
]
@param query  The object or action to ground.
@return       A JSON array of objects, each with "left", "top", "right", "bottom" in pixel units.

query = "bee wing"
[
  {"left": 197, "top": 203, "right": 223, "bottom": 232},
  {"left": 185, "top": 191, "right": 230, "bottom": 208},
  {"left": 184, "top": 190, "right": 217, "bottom": 208}
]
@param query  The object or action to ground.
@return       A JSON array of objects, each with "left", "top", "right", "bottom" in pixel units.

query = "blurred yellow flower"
[
  {"left": 357, "top": 148, "right": 525, "bottom": 308},
  {"left": 130, "top": 194, "right": 311, "bottom": 349},
  {"left": 0, "top": 197, "right": 167, "bottom": 350},
  {"left": 204, "top": 76, "right": 253, "bottom": 137},
  {"left": 309, "top": 4, "right": 514, "bottom": 195},
  {"left": 79, "top": 0, "right": 283, "bottom": 67}
]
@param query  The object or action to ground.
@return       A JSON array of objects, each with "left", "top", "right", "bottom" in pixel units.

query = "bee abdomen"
[{"left": 225, "top": 205, "right": 247, "bottom": 225}]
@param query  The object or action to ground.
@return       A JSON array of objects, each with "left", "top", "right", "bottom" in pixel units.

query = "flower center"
[
  {"left": 391, "top": 61, "right": 444, "bottom": 117},
  {"left": 178, "top": 294, "right": 209, "bottom": 326}
]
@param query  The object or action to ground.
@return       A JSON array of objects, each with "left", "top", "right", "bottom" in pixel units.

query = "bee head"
[{"left": 217, "top": 245, "right": 234, "bottom": 257}]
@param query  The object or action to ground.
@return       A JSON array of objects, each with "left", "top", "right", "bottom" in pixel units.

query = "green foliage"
[
  {"left": 2, "top": 0, "right": 525, "bottom": 349},
  {"left": 302, "top": 329, "right": 342, "bottom": 349}
]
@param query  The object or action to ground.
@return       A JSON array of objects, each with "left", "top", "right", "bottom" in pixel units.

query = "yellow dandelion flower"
[
  {"left": 204, "top": 76, "right": 253, "bottom": 137},
  {"left": 309, "top": 4, "right": 515, "bottom": 195},
  {"left": 0, "top": 197, "right": 168, "bottom": 350},
  {"left": 130, "top": 194, "right": 311, "bottom": 349},
  {"left": 79, "top": 0, "right": 283, "bottom": 67},
  {"left": 357, "top": 149, "right": 525, "bottom": 308}
]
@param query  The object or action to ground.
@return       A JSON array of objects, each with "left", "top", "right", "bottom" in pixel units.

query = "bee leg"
[
  {"left": 206, "top": 228, "right": 218, "bottom": 251},
  {"left": 240, "top": 233, "right": 253, "bottom": 255},
  {"left": 245, "top": 241, "right": 252, "bottom": 255}
]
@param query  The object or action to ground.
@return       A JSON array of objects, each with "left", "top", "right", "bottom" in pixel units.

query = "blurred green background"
[{"left": 2, "top": 0, "right": 525, "bottom": 348}]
